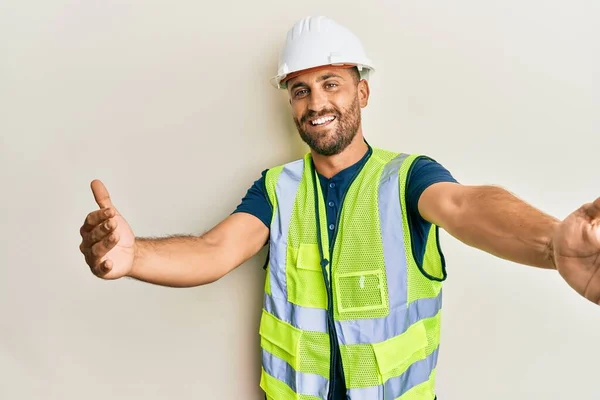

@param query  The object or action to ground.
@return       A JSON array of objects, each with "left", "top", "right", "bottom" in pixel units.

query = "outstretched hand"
[
  {"left": 552, "top": 197, "right": 600, "bottom": 305},
  {"left": 79, "top": 180, "right": 136, "bottom": 279}
]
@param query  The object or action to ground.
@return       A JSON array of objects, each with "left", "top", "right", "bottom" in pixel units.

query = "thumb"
[
  {"left": 90, "top": 179, "right": 114, "bottom": 209},
  {"left": 593, "top": 196, "right": 600, "bottom": 212},
  {"left": 583, "top": 196, "right": 600, "bottom": 220}
]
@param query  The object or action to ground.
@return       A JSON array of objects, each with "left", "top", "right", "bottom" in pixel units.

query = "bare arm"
[
  {"left": 80, "top": 180, "right": 269, "bottom": 287},
  {"left": 129, "top": 213, "right": 269, "bottom": 287},
  {"left": 418, "top": 182, "right": 560, "bottom": 269}
]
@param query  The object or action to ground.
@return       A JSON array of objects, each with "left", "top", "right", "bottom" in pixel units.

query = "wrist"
[{"left": 128, "top": 238, "right": 143, "bottom": 278}]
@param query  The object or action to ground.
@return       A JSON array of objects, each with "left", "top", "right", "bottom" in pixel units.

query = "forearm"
[
  {"left": 128, "top": 235, "right": 226, "bottom": 287},
  {"left": 447, "top": 186, "right": 560, "bottom": 269}
]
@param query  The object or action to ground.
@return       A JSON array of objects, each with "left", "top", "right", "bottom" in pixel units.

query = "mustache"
[{"left": 300, "top": 109, "right": 340, "bottom": 124}]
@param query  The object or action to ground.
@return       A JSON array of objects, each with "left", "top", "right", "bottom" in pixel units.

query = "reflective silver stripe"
[
  {"left": 347, "top": 346, "right": 439, "bottom": 400},
  {"left": 262, "top": 349, "right": 330, "bottom": 399},
  {"left": 378, "top": 153, "right": 410, "bottom": 310},
  {"left": 337, "top": 293, "right": 442, "bottom": 344},
  {"left": 269, "top": 159, "right": 304, "bottom": 301},
  {"left": 264, "top": 292, "right": 328, "bottom": 332}
]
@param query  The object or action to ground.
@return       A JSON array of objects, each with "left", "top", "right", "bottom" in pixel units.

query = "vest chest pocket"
[
  {"left": 287, "top": 243, "right": 328, "bottom": 308},
  {"left": 335, "top": 270, "right": 388, "bottom": 315}
]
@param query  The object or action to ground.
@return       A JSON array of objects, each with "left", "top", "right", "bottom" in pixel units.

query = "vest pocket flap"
[
  {"left": 372, "top": 321, "right": 428, "bottom": 376},
  {"left": 259, "top": 310, "right": 302, "bottom": 357},
  {"left": 296, "top": 243, "right": 322, "bottom": 272},
  {"left": 260, "top": 368, "right": 298, "bottom": 400}
]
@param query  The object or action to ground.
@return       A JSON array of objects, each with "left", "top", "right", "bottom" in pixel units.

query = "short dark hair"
[{"left": 349, "top": 66, "right": 361, "bottom": 84}]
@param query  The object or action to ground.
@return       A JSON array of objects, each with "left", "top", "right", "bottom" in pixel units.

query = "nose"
[{"left": 308, "top": 88, "right": 328, "bottom": 113}]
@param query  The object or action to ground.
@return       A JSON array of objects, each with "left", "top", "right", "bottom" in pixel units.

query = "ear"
[{"left": 358, "top": 79, "right": 370, "bottom": 108}]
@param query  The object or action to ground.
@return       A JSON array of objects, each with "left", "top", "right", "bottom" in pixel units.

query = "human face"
[{"left": 287, "top": 67, "right": 369, "bottom": 156}]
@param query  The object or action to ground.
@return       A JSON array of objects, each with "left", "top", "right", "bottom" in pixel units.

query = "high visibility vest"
[{"left": 260, "top": 148, "right": 447, "bottom": 400}]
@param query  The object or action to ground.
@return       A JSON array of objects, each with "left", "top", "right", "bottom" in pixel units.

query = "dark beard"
[{"left": 293, "top": 96, "right": 361, "bottom": 156}]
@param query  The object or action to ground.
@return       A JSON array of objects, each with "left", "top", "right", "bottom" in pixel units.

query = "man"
[{"left": 79, "top": 16, "right": 599, "bottom": 400}]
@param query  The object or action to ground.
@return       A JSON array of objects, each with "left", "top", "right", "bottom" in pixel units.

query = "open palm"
[{"left": 552, "top": 197, "right": 600, "bottom": 305}]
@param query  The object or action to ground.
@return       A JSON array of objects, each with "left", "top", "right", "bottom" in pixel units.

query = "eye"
[
  {"left": 326, "top": 83, "right": 338, "bottom": 88},
  {"left": 294, "top": 89, "right": 309, "bottom": 98}
]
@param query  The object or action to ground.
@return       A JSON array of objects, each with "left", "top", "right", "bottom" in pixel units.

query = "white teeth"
[{"left": 311, "top": 116, "right": 335, "bottom": 125}]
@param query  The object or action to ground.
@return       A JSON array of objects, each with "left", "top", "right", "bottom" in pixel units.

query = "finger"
[
  {"left": 583, "top": 201, "right": 600, "bottom": 220},
  {"left": 79, "top": 241, "right": 90, "bottom": 257},
  {"left": 83, "top": 218, "right": 118, "bottom": 247},
  {"left": 89, "top": 231, "right": 120, "bottom": 260},
  {"left": 91, "top": 259, "right": 113, "bottom": 278},
  {"left": 80, "top": 243, "right": 112, "bottom": 276},
  {"left": 592, "top": 196, "right": 600, "bottom": 213},
  {"left": 91, "top": 179, "right": 114, "bottom": 209},
  {"left": 81, "top": 208, "right": 115, "bottom": 233}
]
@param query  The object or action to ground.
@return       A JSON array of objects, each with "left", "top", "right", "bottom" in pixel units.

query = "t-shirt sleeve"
[
  {"left": 232, "top": 169, "right": 273, "bottom": 229},
  {"left": 406, "top": 157, "right": 458, "bottom": 265}
]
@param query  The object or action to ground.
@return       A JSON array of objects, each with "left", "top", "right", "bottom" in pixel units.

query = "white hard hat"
[{"left": 271, "top": 16, "right": 375, "bottom": 89}]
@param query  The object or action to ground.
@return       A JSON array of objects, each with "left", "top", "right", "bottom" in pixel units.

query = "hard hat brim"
[{"left": 271, "top": 63, "right": 375, "bottom": 89}]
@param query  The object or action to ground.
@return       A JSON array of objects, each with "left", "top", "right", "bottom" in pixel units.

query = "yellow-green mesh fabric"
[
  {"left": 338, "top": 341, "right": 379, "bottom": 388},
  {"left": 422, "top": 310, "right": 441, "bottom": 362},
  {"left": 298, "top": 395, "right": 323, "bottom": 400},
  {"left": 398, "top": 154, "right": 445, "bottom": 304},
  {"left": 264, "top": 264, "right": 271, "bottom": 295},
  {"left": 332, "top": 149, "right": 398, "bottom": 321},
  {"left": 310, "top": 154, "right": 332, "bottom": 256},
  {"left": 298, "top": 331, "right": 330, "bottom": 378},
  {"left": 286, "top": 154, "right": 329, "bottom": 308},
  {"left": 423, "top": 225, "right": 445, "bottom": 280}
]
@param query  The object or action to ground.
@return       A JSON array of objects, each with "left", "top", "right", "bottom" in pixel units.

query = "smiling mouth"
[{"left": 309, "top": 115, "right": 336, "bottom": 127}]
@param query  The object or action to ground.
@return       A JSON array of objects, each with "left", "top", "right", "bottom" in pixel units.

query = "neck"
[{"left": 311, "top": 130, "right": 368, "bottom": 178}]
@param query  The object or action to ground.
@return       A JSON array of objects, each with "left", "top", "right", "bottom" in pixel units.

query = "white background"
[{"left": 1, "top": 0, "right": 599, "bottom": 399}]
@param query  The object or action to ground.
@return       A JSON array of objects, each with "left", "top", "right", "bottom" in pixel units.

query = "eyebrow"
[{"left": 289, "top": 73, "right": 344, "bottom": 91}]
